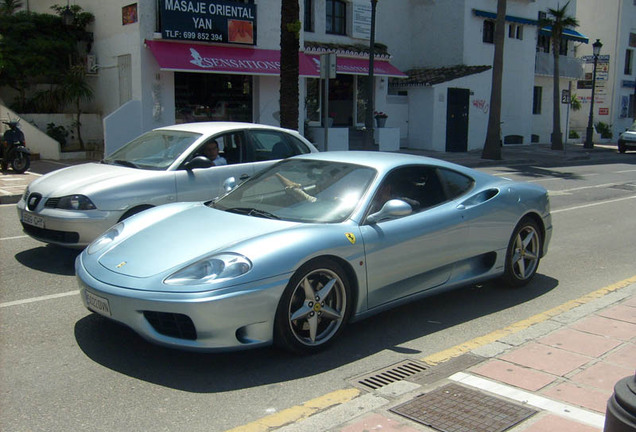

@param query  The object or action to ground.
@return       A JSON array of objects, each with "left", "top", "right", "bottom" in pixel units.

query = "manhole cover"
[{"left": 390, "top": 383, "right": 537, "bottom": 432}]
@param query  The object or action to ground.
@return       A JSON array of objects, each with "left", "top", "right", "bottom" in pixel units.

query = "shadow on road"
[
  {"left": 74, "top": 274, "right": 558, "bottom": 393},
  {"left": 15, "top": 245, "right": 80, "bottom": 276}
]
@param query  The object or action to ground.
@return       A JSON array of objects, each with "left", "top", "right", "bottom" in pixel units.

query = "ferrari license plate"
[
  {"left": 22, "top": 212, "right": 44, "bottom": 229},
  {"left": 85, "top": 291, "right": 111, "bottom": 316}
]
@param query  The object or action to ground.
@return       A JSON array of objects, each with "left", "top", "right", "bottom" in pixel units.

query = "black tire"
[
  {"left": 501, "top": 218, "right": 542, "bottom": 287},
  {"left": 274, "top": 258, "right": 351, "bottom": 354},
  {"left": 617, "top": 141, "right": 626, "bottom": 154},
  {"left": 11, "top": 153, "right": 29, "bottom": 173},
  {"left": 118, "top": 205, "right": 153, "bottom": 222}
]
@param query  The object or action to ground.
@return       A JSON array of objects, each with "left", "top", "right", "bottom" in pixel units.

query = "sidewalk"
[
  {"left": 0, "top": 142, "right": 624, "bottom": 205},
  {"left": 271, "top": 280, "right": 636, "bottom": 432}
]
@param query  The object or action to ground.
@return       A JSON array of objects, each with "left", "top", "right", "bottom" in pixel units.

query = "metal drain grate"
[
  {"left": 390, "top": 383, "right": 537, "bottom": 432},
  {"left": 353, "top": 360, "right": 428, "bottom": 390}
]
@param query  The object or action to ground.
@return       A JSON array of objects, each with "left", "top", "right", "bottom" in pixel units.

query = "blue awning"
[
  {"left": 540, "top": 26, "right": 589, "bottom": 43},
  {"left": 473, "top": 9, "right": 589, "bottom": 44},
  {"left": 473, "top": 9, "right": 536, "bottom": 26}
]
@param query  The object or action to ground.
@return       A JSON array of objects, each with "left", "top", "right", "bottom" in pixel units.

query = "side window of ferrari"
[{"left": 436, "top": 168, "right": 475, "bottom": 200}]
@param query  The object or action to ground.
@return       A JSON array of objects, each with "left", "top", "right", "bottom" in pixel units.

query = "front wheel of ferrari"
[
  {"left": 502, "top": 218, "right": 542, "bottom": 287},
  {"left": 274, "top": 258, "right": 351, "bottom": 354}
]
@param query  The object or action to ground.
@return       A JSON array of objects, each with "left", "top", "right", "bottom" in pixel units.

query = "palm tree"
[
  {"left": 540, "top": 1, "right": 579, "bottom": 151},
  {"left": 0, "top": 0, "right": 22, "bottom": 15},
  {"left": 482, "top": 0, "right": 506, "bottom": 160},
  {"left": 279, "top": 0, "right": 300, "bottom": 130}
]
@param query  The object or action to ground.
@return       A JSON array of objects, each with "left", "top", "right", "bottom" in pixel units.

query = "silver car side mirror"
[
  {"left": 367, "top": 199, "right": 412, "bottom": 224},
  {"left": 223, "top": 177, "right": 237, "bottom": 192}
]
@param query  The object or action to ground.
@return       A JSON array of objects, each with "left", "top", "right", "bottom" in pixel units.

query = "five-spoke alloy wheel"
[
  {"left": 502, "top": 218, "right": 542, "bottom": 287},
  {"left": 275, "top": 258, "right": 351, "bottom": 354}
]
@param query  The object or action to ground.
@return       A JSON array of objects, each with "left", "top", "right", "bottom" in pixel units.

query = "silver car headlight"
[
  {"left": 164, "top": 253, "right": 252, "bottom": 286},
  {"left": 86, "top": 222, "right": 124, "bottom": 255},
  {"left": 55, "top": 194, "right": 96, "bottom": 210}
]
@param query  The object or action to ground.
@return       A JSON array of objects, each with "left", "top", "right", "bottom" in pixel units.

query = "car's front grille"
[
  {"left": 143, "top": 311, "right": 197, "bottom": 340},
  {"left": 22, "top": 223, "right": 80, "bottom": 244}
]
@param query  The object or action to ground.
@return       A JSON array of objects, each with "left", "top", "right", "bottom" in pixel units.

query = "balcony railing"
[{"left": 535, "top": 52, "right": 584, "bottom": 79}]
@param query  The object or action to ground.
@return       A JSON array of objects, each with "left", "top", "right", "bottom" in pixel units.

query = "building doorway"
[{"left": 445, "top": 88, "right": 469, "bottom": 152}]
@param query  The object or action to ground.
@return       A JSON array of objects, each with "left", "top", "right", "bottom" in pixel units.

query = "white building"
[
  {"left": 4, "top": 0, "right": 588, "bottom": 156},
  {"left": 569, "top": 0, "right": 636, "bottom": 140}
]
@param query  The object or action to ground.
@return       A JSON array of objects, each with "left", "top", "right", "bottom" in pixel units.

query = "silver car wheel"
[
  {"left": 503, "top": 219, "right": 541, "bottom": 287},
  {"left": 275, "top": 259, "right": 350, "bottom": 353}
]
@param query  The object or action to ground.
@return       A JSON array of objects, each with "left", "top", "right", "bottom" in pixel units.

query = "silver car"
[
  {"left": 618, "top": 120, "right": 636, "bottom": 153},
  {"left": 76, "top": 152, "right": 552, "bottom": 354},
  {"left": 17, "top": 122, "right": 317, "bottom": 247}
]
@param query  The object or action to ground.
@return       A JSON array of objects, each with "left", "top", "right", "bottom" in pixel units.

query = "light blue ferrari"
[{"left": 76, "top": 151, "right": 551, "bottom": 354}]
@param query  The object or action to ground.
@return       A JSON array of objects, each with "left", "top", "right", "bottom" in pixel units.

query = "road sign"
[{"left": 562, "top": 89, "right": 570, "bottom": 104}]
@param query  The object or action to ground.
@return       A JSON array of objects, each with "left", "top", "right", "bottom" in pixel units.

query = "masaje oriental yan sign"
[{"left": 161, "top": 0, "right": 257, "bottom": 45}]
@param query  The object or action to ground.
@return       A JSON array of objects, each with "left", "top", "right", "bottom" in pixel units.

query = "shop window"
[
  {"left": 625, "top": 49, "right": 633, "bottom": 75},
  {"left": 533, "top": 86, "right": 542, "bottom": 115},
  {"left": 326, "top": 0, "right": 346, "bottom": 35},
  {"left": 304, "top": 0, "right": 314, "bottom": 32},
  {"left": 483, "top": 20, "right": 494, "bottom": 44},
  {"left": 175, "top": 73, "right": 252, "bottom": 124}
]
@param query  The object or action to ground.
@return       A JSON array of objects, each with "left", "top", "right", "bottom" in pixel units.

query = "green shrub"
[
  {"left": 46, "top": 123, "right": 69, "bottom": 147},
  {"left": 594, "top": 122, "right": 612, "bottom": 139},
  {"left": 569, "top": 130, "right": 580, "bottom": 139}
]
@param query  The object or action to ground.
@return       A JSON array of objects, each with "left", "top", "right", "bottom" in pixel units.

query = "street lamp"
[
  {"left": 584, "top": 39, "right": 603, "bottom": 149},
  {"left": 364, "top": 0, "right": 378, "bottom": 150}
]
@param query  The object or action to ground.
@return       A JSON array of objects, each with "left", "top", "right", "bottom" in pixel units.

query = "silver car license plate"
[
  {"left": 85, "top": 291, "right": 111, "bottom": 316},
  {"left": 22, "top": 212, "right": 44, "bottom": 229}
]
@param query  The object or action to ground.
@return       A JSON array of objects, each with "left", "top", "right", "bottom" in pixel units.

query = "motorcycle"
[{"left": 1, "top": 119, "right": 31, "bottom": 174}]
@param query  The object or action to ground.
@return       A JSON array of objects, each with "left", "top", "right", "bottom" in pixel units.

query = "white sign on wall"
[{"left": 352, "top": 2, "right": 372, "bottom": 39}]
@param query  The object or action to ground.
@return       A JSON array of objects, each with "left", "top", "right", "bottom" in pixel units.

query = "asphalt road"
[{"left": 1, "top": 156, "right": 635, "bottom": 431}]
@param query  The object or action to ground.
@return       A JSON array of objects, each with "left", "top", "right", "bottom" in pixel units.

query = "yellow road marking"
[
  {"left": 226, "top": 275, "right": 636, "bottom": 431},
  {"left": 423, "top": 275, "right": 636, "bottom": 365},
  {"left": 225, "top": 388, "right": 360, "bottom": 432}
]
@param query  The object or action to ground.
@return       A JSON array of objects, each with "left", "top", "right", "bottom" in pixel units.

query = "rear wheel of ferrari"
[
  {"left": 502, "top": 218, "right": 542, "bottom": 287},
  {"left": 274, "top": 258, "right": 351, "bottom": 354}
]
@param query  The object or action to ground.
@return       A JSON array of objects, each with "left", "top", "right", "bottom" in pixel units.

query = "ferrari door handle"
[{"left": 239, "top": 174, "right": 250, "bottom": 180}]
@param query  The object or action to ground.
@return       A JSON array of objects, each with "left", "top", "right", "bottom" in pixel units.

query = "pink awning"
[
  {"left": 145, "top": 40, "right": 318, "bottom": 76},
  {"left": 302, "top": 54, "right": 407, "bottom": 78},
  {"left": 145, "top": 40, "right": 406, "bottom": 78}
]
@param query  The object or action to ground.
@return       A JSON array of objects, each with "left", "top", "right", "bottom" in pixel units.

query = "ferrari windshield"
[
  {"left": 213, "top": 159, "right": 376, "bottom": 223},
  {"left": 103, "top": 130, "right": 202, "bottom": 170}
]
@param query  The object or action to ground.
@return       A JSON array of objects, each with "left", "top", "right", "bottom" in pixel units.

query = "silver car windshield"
[
  {"left": 103, "top": 130, "right": 202, "bottom": 170},
  {"left": 214, "top": 159, "right": 376, "bottom": 223}
]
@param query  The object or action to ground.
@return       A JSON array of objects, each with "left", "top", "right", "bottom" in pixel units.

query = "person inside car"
[{"left": 202, "top": 140, "right": 227, "bottom": 166}]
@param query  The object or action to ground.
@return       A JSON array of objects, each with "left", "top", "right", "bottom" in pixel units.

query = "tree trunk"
[
  {"left": 551, "top": 37, "right": 563, "bottom": 150},
  {"left": 482, "top": 0, "right": 506, "bottom": 160},
  {"left": 75, "top": 100, "right": 84, "bottom": 150},
  {"left": 279, "top": 0, "right": 300, "bottom": 130}
]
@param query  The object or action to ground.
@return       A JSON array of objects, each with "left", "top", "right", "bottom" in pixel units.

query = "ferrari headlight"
[
  {"left": 86, "top": 222, "right": 124, "bottom": 255},
  {"left": 55, "top": 194, "right": 96, "bottom": 210},
  {"left": 164, "top": 253, "right": 252, "bottom": 286}
]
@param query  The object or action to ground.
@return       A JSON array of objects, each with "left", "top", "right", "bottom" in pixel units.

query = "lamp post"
[
  {"left": 584, "top": 39, "right": 602, "bottom": 149},
  {"left": 364, "top": 0, "right": 378, "bottom": 150}
]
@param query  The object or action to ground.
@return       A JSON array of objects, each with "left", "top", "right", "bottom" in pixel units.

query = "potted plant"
[
  {"left": 328, "top": 112, "right": 336, "bottom": 127},
  {"left": 374, "top": 111, "right": 388, "bottom": 128}
]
